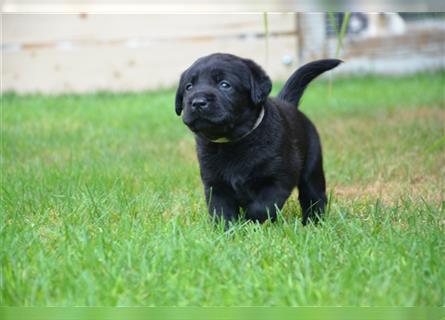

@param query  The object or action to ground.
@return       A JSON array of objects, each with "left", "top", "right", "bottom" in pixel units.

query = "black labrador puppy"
[{"left": 175, "top": 53, "right": 341, "bottom": 225}]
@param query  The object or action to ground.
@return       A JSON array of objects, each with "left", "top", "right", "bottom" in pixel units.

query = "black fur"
[{"left": 175, "top": 53, "right": 342, "bottom": 225}]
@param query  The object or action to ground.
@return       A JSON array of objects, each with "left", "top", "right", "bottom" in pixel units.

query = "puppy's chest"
[{"left": 200, "top": 147, "right": 269, "bottom": 194}]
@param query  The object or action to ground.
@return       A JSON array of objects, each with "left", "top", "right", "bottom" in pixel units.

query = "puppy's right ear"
[{"left": 175, "top": 73, "right": 185, "bottom": 116}]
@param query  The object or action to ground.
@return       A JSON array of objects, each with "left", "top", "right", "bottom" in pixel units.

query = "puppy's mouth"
[{"left": 183, "top": 117, "right": 231, "bottom": 139}]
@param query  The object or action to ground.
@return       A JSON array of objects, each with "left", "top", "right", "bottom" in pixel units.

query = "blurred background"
[{"left": 2, "top": 12, "right": 445, "bottom": 94}]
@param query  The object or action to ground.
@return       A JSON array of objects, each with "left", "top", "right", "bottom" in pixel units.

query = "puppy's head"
[{"left": 175, "top": 53, "right": 271, "bottom": 140}]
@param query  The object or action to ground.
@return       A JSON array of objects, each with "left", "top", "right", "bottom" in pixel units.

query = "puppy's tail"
[{"left": 277, "top": 59, "right": 342, "bottom": 108}]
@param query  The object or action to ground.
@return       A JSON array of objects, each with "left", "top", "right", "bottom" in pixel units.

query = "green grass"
[{"left": 1, "top": 72, "right": 444, "bottom": 306}]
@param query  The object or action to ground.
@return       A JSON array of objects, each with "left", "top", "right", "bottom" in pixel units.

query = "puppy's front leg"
[{"left": 205, "top": 186, "right": 240, "bottom": 224}]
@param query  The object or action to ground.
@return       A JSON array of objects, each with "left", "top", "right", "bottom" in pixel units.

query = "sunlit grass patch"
[{"left": 1, "top": 72, "right": 444, "bottom": 306}]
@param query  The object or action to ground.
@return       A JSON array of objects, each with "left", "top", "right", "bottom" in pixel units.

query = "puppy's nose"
[{"left": 191, "top": 98, "right": 208, "bottom": 111}]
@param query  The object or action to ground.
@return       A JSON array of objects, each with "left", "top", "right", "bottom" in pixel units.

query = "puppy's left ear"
[
  {"left": 243, "top": 59, "right": 272, "bottom": 106},
  {"left": 175, "top": 73, "right": 185, "bottom": 116}
]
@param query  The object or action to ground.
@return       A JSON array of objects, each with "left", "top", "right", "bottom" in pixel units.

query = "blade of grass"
[
  {"left": 263, "top": 12, "right": 269, "bottom": 68},
  {"left": 424, "top": 135, "right": 445, "bottom": 153},
  {"left": 328, "top": 12, "right": 350, "bottom": 98},
  {"left": 336, "top": 12, "right": 351, "bottom": 57}
]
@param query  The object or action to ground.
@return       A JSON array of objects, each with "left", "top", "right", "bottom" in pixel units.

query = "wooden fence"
[
  {"left": 2, "top": 13, "right": 444, "bottom": 93},
  {"left": 2, "top": 14, "right": 298, "bottom": 93}
]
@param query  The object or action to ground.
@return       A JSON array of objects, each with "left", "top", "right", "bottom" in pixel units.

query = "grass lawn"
[{"left": 1, "top": 72, "right": 444, "bottom": 306}]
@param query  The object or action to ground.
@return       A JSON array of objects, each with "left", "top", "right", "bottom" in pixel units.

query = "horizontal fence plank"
[{"left": 2, "top": 13, "right": 296, "bottom": 44}]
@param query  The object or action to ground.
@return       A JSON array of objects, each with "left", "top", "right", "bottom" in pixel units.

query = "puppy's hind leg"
[
  {"left": 298, "top": 163, "right": 327, "bottom": 225},
  {"left": 298, "top": 130, "right": 327, "bottom": 225}
]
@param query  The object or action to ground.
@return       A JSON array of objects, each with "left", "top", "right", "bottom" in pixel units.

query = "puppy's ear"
[
  {"left": 175, "top": 72, "right": 185, "bottom": 116},
  {"left": 243, "top": 59, "right": 272, "bottom": 106}
]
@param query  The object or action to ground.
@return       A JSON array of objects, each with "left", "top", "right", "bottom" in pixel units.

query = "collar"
[{"left": 200, "top": 107, "right": 265, "bottom": 144}]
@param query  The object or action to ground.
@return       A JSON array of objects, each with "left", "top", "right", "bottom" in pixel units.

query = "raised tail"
[{"left": 277, "top": 59, "right": 342, "bottom": 107}]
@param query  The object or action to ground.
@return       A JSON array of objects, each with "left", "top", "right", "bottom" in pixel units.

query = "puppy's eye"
[
  {"left": 219, "top": 81, "right": 231, "bottom": 89},
  {"left": 185, "top": 83, "right": 193, "bottom": 91}
]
